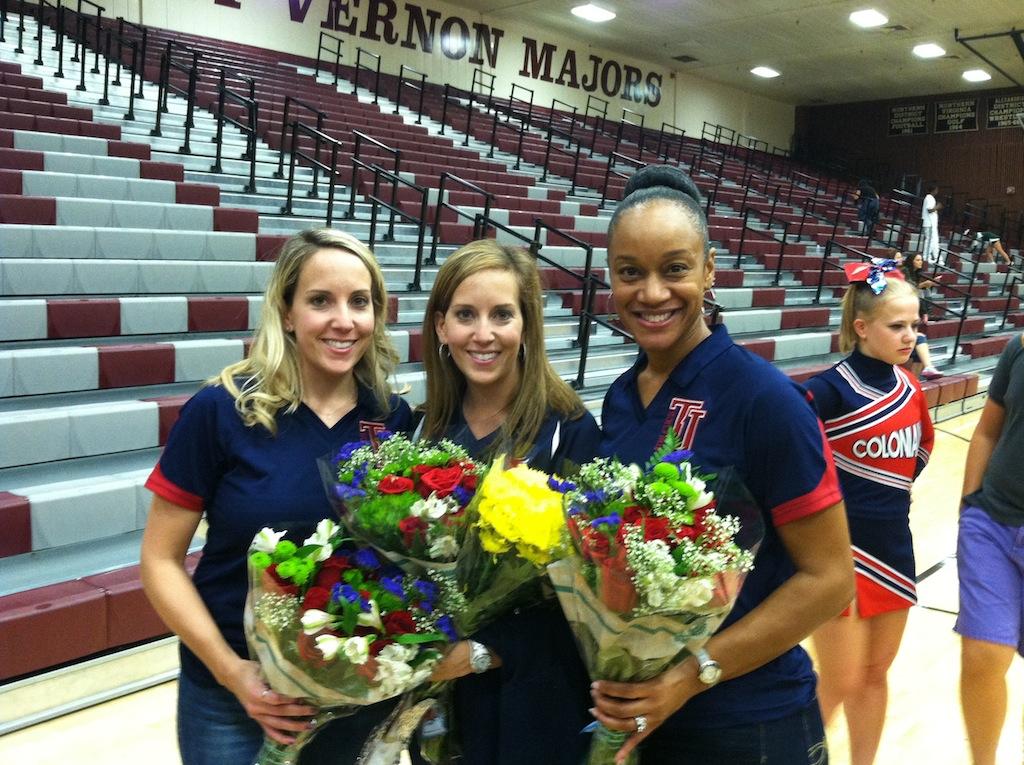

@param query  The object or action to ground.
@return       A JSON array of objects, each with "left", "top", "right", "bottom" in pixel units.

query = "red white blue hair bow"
[{"left": 843, "top": 258, "right": 904, "bottom": 295}]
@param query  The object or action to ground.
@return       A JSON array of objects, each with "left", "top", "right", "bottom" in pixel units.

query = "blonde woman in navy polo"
[{"left": 141, "top": 229, "right": 412, "bottom": 765}]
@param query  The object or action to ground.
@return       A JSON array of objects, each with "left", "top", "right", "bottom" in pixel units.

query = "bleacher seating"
[{"left": 0, "top": 12, "right": 1021, "bottom": 692}]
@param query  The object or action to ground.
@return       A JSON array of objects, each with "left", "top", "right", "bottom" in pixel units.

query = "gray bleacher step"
[{"left": 257, "top": 215, "right": 425, "bottom": 240}]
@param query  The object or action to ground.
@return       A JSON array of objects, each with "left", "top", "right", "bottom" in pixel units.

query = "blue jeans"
[
  {"left": 177, "top": 672, "right": 262, "bottom": 765},
  {"left": 639, "top": 702, "right": 828, "bottom": 764},
  {"left": 177, "top": 671, "right": 399, "bottom": 765}
]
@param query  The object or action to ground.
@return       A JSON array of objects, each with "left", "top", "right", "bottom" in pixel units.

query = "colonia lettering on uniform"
[{"left": 852, "top": 423, "right": 922, "bottom": 460}]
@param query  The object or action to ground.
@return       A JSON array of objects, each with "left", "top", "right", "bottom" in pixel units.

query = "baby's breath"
[{"left": 254, "top": 592, "right": 299, "bottom": 629}]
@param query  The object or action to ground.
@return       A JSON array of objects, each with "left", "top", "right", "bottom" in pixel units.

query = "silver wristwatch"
[
  {"left": 468, "top": 640, "right": 493, "bottom": 673},
  {"left": 694, "top": 647, "right": 722, "bottom": 686}
]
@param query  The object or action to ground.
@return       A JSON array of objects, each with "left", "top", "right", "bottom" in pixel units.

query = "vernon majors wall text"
[{"left": 214, "top": 0, "right": 664, "bottom": 107}]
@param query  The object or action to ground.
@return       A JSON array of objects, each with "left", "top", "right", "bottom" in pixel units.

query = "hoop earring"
[{"left": 438, "top": 343, "right": 451, "bottom": 361}]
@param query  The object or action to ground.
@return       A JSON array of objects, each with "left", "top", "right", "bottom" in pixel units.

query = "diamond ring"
[{"left": 634, "top": 715, "right": 648, "bottom": 734}]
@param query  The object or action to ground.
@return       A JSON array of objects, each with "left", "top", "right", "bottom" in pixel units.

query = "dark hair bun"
[{"left": 623, "top": 165, "right": 702, "bottom": 206}]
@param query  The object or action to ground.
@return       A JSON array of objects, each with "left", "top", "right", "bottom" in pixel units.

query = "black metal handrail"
[
  {"left": 361, "top": 164, "right": 429, "bottom": 288},
  {"left": 540, "top": 126, "right": 582, "bottom": 192},
  {"left": 584, "top": 94, "right": 608, "bottom": 155},
  {"left": 314, "top": 30, "right": 343, "bottom": 85},
  {"left": 655, "top": 122, "right": 686, "bottom": 163},
  {"left": 470, "top": 67, "right": 495, "bottom": 106},
  {"left": 702, "top": 154, "right": 727, "bottom": 216},
  {"left": 282, "top": 120, "right": 344, "bottom": 224},
  {"left": 394, "top": 64, "right": 426, "bottom": 124},
  {"left": 69, "top": 0, "right": 103, "bottom": 77},
  {"left": 615, "top": 107, "right": 644, "bottom": 158},
  {"left": 486, "top": 106, "right": 527, "bottom": 170},
  {"left": 999, "top": 275, "right": 1020, "bottom": 330},
  {"left": 600, "top": 151, "right": 644, "bottom": 208},
  {"left": 352, "top": 47, "right": 381, "bottom": 104},
  {"left": 734, "top": 206, "right": 790, "bottom": 284},
  {"left": 348, "top": 130, "right": 400, "bottom": 229},
  {"left": 274, "top": 95, "right": 326, "bottom": 183},
  {"left": 112, "top": 16, "right": 146, "bottom": 98},
  {"left": 507, "top": 82, "right": 534, "bottom": 127},
  {"left": 211, "top": 68, "right": 258, "bottom": 193},
  {"left": 549, "top": 98, "right": 579, "bottom": 141},
  {"left": 32, "top": 0, "right": 58, "bottom": 67},
  {"left": 429, "top": 173, "right": 493, "bottom": 264},
  {"left": 150, "top": 39, "right": 200, "bottom": 154}
]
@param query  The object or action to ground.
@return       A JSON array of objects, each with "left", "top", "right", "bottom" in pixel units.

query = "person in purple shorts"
[{"left": 957, "top": 331, "right": 1024, "bottom": 765}]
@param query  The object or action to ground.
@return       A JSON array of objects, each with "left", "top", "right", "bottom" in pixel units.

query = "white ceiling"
[{"left": 452, "top": 0, "right": 1024, "bottom": 105}]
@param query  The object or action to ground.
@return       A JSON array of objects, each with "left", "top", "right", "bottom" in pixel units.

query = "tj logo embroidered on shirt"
[{"left": 660, "top": 398, "right": 707, "bottom": 450}]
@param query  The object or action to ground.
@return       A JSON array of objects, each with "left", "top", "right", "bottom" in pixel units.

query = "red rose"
[
  {"left": 643, "top": 517, "right": 673, "bottom": 542},
  {"left": 264, "top": 565, "right": 299, "bottom": 597},
  {"left": 382, "top": 610, "right": 417, "bottom": 635},
  {"left": 418, "top": 466, "right": 464, "bottom": 498},
  {"left": 460, "top": 473, "right": 477, "bottom": 491},
  {"left": 378, "top": 475, "right": 415, "bottom": 494},
  {"left": 623, "top": 506, "right": 646, "bottom": 524},
  {"left": 411, "top": 464, "right": 434, "bottom": 479},
  {"left": 315, "top": 555, "right": 351, "bottom": 588},
  {"left": 676, "top": 525, "right": 701, "bottom": 541},
  {"left": 302, "top": 586, "right": 331, "bottom": 611},
  {"left": 583, "top": 528, "right": 611, "bottom": 562},
  {"left": 398, "top": 516, "right": 429, "bottom": 548}
]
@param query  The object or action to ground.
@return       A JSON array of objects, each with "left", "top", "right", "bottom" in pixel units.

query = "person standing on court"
[
  {"left": 140, "top": 229, "right": 412, "bottom": 765},
  {"left": 920, "top": 185, "right": 943, "bottom": 266},
  {"left": 957, "top": 331, "right": 1024, "bottom": 765},
  {"left": 590, "top": 165, "right": 854, "bottom": 765},
  {"left": 805, "top": 263, "right": 934, "bottom": 765}
]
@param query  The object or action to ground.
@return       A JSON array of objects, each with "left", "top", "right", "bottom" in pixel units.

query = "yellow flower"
[{"left": 475, "top": 460, "right": 566, "bottom": 565}]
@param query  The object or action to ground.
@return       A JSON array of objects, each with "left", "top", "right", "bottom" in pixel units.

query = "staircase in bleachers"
[{"left": 0, "top": 9, "right": 1022, "bottom": 729}]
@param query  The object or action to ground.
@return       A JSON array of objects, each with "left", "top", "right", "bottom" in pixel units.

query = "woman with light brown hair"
[{"left": 419, "top": 239, "right": 600, "bottom": 764}]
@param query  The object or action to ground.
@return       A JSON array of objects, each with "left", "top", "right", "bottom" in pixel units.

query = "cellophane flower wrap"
[
  {"left": 444, "top": 455, "right": 570, "bottom": 637},
  {"left": 546, "top": 436, "right": 764, "bottom": 765},
  {"left": 319, "top": 433, "right": 483, "bottom": 573},
  {"left": 243, "top": 519, "right": 459, "bottom": 765}
]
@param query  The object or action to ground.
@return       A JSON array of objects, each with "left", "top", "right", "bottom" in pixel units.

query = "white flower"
[
  {"left": 342, "top": 636, "right": 370, "bottom": 665},
  {"left": 378, "top": 643, "right": 418, "bottom": 663},
  {"left": 356, "top": 599, "right": 384, "bottom": 631},
  {"left": 410, "top": 494, "right": 457, "bottom": 520},
  {"left": 666, "top": 577, "right": 715, "bottom": 610},
  {"left": 428, "top": 535, "right": 459, "bottom": 559},
  {"left": 315, "top": 634, "right": 343, "bottom": 661},
  {"left": 372, "top": 643, "right": 421, "bottom": 695},
  {"left": 300, "top": 609, "right": 334, "bottom": 635},
  {"left": 252, "top": 527, "right": 286, "bottom": 553},
  {"left": 303, "top": 519, "right": 338, "bottom": 561}
]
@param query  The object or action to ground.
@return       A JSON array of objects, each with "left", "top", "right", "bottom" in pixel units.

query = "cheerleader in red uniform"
[{"left": 805, "top": 259, "right": 935, "bottom": 765}]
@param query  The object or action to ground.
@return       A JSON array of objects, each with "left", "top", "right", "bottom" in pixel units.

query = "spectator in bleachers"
[
  {"left": 418, "top": 239, "right": 600, "bottom": 764},
  {"left": 902, "top": 252, "right": 943, "bottom": 379},
  {"left": 854, "top": 181, "right": 881, "bottom": 239},
  {"left": 807, "top": 263, "right": 934, "bottom": 765},
  {"left": 590, "top": 165, "right": 853, "bottom": 764},
  {"left": 957, "top": 331, "right": 1024, "bottom": 765},
  {"left": 969, "top": 230, "right": 1013, "bottom": 266},
  {"left": 921, "top": 185, "right": 943, "bottom": 266},
  {"left": 140, "top": 228, "right": 412, "bottom": 765}
]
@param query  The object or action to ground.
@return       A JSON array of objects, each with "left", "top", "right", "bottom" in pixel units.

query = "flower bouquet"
[
  {"left": 320, "top": 433, "right": 482, "bottom": 572},
  {"left": 243, "top": 519, "right": 458, "bottom": 765},
  {"left": 546, "top": 436, "right": 764, "bottom": 765}
]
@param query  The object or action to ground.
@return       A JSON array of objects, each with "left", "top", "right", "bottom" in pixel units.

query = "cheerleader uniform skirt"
[{"left": 845, "top": 514, "right": 917, "bottom": 618}]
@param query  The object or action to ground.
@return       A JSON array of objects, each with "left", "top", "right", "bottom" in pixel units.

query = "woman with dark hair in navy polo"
[
  {"left": 589, "top": 166, "right": 855, "bottom": 764},
  {"left": 140, "top": 229, "right": 412, "bottom": 765},
  {"left": 417, "top": 239, "right": 601, "bottom": 764}
]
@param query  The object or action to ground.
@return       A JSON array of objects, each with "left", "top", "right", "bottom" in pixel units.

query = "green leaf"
[{"left": 395, "top": 632, "right": 444, "bottom": 645}]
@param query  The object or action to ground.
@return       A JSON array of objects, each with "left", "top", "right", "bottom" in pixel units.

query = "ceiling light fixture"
[
  {"left": 962, "top": 69, "right": 991, "bottom": 82},
  {"left": 570, "top": 4, "right": 616, "bottom": 23},
  {"left": 750, "top": 66, "right": 780, "bottom": 78},
  {"left": 913, "top": 43, "right": 946, "bottom": 58},
  {"left": 849, "top": 9, "right": 888, "bottom": 28}
]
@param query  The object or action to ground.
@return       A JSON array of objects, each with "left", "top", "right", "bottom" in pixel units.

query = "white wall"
[{"left": 113, "top": 0, "right": 794, "bottom": 148}]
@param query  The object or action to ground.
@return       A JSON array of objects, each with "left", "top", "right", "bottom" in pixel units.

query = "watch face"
[{"left": 699, "top": 662, "right": 721, "bottom": 685}]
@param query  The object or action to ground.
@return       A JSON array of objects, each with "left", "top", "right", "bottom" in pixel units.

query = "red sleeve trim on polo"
[
  {"left": 145, "top": 463, "right": 204, "bottom": 512},
  {"left": 770, "top": 420, "right": 843, "bottom": 526}
]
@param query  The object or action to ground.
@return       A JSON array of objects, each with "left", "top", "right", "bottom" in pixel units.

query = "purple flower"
[
  {"left": 591, "top": 512, "right": 621, "bottom": 528},
  {"left": 436, "top": 614, "right": 458, "bottom": 642},
  {"left": 548, "top": 477, "right": 577, "bottom": 493},
  {"left": 661, "top": 449, "right": 694, "bottom": 465},
  {"left": 418, "top": 599, "right": 434, "bottom": 613},
  {"left": 452, "top": 485, "right": 472, "bottom": 506},
  {"left": 584, "top": 489, "right": 608, "bottom": 504},
  {"left": 414, "top": 579, "right": 439, "bottom": 600},
  {"left": 335, "top": 441, "right": 368, "bottom": 462},
  {"left": 337, "top": 583, "right": 361, "bottom": 603},
  {"left": 380, "top": 575, "right": 405, "bottom": 599},
  {"left": 333, "top": 483, "right": 366, "bottom": 501},
  {"left": 377, "top": 430, "right": 394, "bottom": 441},
  {"left": 354, "top": 547, "right": 381, "bottom": 570}
]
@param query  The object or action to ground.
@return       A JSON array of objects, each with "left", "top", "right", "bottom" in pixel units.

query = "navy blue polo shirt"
[
  {"left": 146, "top": 383, "right": 412, "bottom": 687},
  {"left": 600, "top": 324, "right": 842, "bottom": 729}
]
